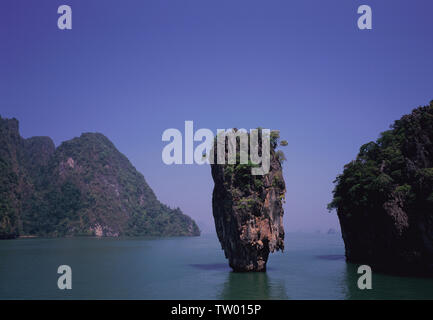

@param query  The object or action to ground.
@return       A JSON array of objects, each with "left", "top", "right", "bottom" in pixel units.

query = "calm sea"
[{"left": 0, "top": 233, "right": 432, "bottom": 300}]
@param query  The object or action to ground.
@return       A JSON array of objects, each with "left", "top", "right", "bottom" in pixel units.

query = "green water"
[{"left": 0, "top": 233, "right": 432, "bottom": 299}]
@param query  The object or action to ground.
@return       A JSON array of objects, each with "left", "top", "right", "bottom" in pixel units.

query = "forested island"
[
  {"left": 329, "top": 101, "right": 433, "bottom": 276},
  {"left": 0, "top": 116, "right": 200, "bottom": 239}
]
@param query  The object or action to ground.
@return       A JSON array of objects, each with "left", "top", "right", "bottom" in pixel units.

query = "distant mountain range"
[{"left": 0, "top": 116, "right": 200, "bottom": 239}]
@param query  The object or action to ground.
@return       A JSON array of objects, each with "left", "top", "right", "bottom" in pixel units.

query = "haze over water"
[{"left": 1, "top": 233, "right": 432, "bottom": 300}]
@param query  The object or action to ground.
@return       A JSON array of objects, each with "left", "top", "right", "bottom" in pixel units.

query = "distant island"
[
  {"left": 0, "top": 116, "right": 200, "bottom": 239},
  {"left": 329, "top": 101, "right": 433, "bottom": 276},
  {"left": 327, "top": 228, "right": 337, "bottom": 235}
]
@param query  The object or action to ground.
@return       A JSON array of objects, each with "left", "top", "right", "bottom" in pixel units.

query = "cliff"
[
  {"left": 0, "top": 116, "right": 200, "bottom": 239},
  {"left": 329, "top": 101, "right": 433, "bottom": 276},
  {"left": 0, "top": 118, "right": 23, "bottom": 238},
  {"left": 211, "top": 129, "right": 286, "bottom": 272}
]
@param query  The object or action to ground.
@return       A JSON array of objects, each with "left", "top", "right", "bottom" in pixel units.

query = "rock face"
[
  {"left": 211, "top": 130, "right": 286, "bottom": 272},
  {"left": 329, "top": 101, "right": 433, "bottom": 276},
  {"left": 0, "top": 116, "right": 200, "bottom": 239}
]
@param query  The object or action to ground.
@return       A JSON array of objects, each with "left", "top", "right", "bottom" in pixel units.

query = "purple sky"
[{"left": 1, "top": 0, "right": 433, "bottom": 233}]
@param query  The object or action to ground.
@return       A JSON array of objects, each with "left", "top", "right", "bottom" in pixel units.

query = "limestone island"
[
  {"left": 329, "top": 101, "right": 433, "bottom": 276},
  {"left": 210, "top": 129, "right": 287, "bottom": 272}
]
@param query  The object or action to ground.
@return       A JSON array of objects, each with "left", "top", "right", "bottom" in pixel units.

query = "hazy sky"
[{"left": 1, "top": 0, "right": 432, "bottom": 233}]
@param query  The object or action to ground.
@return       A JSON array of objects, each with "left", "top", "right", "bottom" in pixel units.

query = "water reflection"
[
  {"left": 189, "top": 263, "right": 230, "bottom": 271},
  {"left": 341, "top": 263, "right": 362, "bottom": 300},
  {"left": 218, "top": 271, "right": 288, "bottom": 300},
  {"left": 343, "top": 262, "right": 433, "bottom": 300}
]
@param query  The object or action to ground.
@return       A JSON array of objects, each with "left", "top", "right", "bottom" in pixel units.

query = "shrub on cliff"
[{"left": 329, "top": 101, "right": 433, "bottom": 215}]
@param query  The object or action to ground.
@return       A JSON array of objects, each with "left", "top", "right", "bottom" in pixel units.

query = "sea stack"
[
  {"left": 329, "top": 101, "right": 433, "bottom": 276},
  {"left": 211, "top": 129, "right": 286, "bottom": 272}
]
